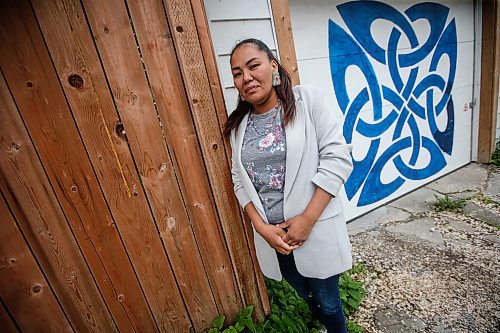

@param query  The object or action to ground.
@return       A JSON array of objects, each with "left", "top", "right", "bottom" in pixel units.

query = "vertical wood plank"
[
  {"left": 190, "top": 0, "right": 270, "bottom": 316},
  {"left": 125, "top": 0, "right": 244, "bottom": 322},
  {"left": 0, "top": 51, "right": 116, "bottom": 333},
  {"left": 478, "top": 0, "right": 500, "bottom": 162},
  {"left": 0, "top": 299, "right": 20, "bottom": 333},
  {"left": 0, "top": 193, "right": 73, "bottom": 333},
  {"left": 76, "top": 0, "right": 221, "bottom": 329},
  {"left": 270, "top": 0, "right": 300, "bottom": 86},
  {"left": 31, "top": 0, "right": 194, "bottom": 331},
  {"left": 163, "top": 0, "right": 265, "bottom": 320}
]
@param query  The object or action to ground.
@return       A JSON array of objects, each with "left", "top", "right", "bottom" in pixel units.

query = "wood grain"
[
  {"left": 78, "top": 0, "right": 229, "bottom": 330},
  {"left": 190, "top": 0, "right": 269, "bottom": 317},
  {"left": 0, "top": 39, "right": 116, "bottom": 333},
  {"left": 164, "top": 0, "right": 265, "bottom": 321},
  {"left": 31, "top": 0, "right": 197, "bottom": 331},
  {"left": 125, "top": 0, "right": 245, "bottom": 324},
  {"left": 0, "top": 0, "right": 267, "bottom": 330},
  {"left": 0, "top": 193, "right": 73, "bottom": 332},
  {"left": 0, "top": 298, "right": 20, "bottom": 333}
]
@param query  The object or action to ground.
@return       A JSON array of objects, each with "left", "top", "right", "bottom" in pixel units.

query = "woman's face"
[{"left": 230, "top": 44, "right": 278, "bottom": 108}]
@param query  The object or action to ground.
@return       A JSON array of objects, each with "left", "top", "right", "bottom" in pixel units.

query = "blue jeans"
[{"left": 276, "top": 251, "right": 347, "bottom": 333}]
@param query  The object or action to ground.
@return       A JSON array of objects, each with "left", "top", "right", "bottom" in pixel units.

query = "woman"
[{"left": 224, "top": 38, "right": 353, "bottom": 333}]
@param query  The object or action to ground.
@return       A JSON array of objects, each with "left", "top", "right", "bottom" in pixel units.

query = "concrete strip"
[
  {"left": 485, "top": 171, "right": 500, "bottom": 201},
  {"left": 388, "top": 187, "right": 443, "bottom": 214},
  {"left": 348, "top": 206, "right": 411, "bottom": 236},
  {"left": 426, "top": 163, "right": 488, "bottom": 194},
  {"left": 386, "top": 218, "right": 445, "bottom": 248},
  {"left": 464, "top": 202, "right": 500, "bottom": 228},
  {"left": 447, "top": 218, "right": 476, "bottom": 233}
]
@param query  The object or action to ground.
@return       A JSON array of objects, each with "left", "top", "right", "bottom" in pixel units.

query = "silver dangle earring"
[
  {"left": 272, "top": 71, "right": 281, "bottom": 86},
  {"left": 240, "top": 94, "right": 245, "bottom": 101}
]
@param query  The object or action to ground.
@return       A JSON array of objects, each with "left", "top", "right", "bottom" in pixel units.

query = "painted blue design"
[{"left": 329, "top": 1, "right": 457, "bottom": 206}]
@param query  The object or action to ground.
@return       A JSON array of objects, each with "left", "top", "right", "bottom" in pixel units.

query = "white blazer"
[{"left": 230, "top": 85, "right": 354, "bottom": 280}]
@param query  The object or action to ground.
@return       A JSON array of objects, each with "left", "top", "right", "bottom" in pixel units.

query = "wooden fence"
[{"left": 0, "top": 0, "right": 267, "bottom": 332}]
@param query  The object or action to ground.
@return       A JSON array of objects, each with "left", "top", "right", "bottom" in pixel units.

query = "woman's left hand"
[{"left": 278, "top": 214, "right": 316, "bottom": 247}]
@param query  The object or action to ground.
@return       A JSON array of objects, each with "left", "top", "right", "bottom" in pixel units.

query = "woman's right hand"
[{"left": 256, "top": 224, "right": 299, "bottom": 255}]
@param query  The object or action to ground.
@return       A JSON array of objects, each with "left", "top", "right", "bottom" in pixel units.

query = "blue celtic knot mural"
[{"left": 329, "top": 1, "right": 457, "bottom": 206}]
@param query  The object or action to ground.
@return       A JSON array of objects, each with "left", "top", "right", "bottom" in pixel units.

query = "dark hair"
[{"left": 223, "top": 38, "right": 296, "bottom": 137}]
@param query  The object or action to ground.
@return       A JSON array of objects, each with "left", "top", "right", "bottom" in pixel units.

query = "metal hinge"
[{"left": 469, "top": 98, "right": 477, "bottom": 109}]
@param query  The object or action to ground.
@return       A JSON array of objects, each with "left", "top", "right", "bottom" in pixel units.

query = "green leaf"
[
  {"left": 270, "top": 313, "right": 280, "bottom": 323},
  {"left": 213, "top": 315, "right": 225, "bottom": 329},
  {"left": 348, "top": 320, "right": 365, "bottom": 333},
  {"left": 223, "top": 326, "right": 237, "bottom": 333},
  {"left": 344, "top": 307, "right": 350, "bottom": 316},
  {"left": 347, "top": 298, "right": 360, "bottom": 310},
  {"left": 348, "top": 281, "right": 363, "bottom": 289},
  {"left": 234, "top": 321, "right": 245, "bottom": 332},
  {"left": 348, "top": 289, "right": 362, "bottom": 301},
  {"left": 242, "top": 305, "right": 254, "bottom": 317}
]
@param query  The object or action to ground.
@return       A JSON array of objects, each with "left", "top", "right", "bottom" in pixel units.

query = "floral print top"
[{"left": 241, "top": 102, "right": 286, "bottom": 224}]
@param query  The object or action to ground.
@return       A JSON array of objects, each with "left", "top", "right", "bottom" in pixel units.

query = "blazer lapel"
[{"left": 284, "top": 98, "right": 305, "bottom": 199}]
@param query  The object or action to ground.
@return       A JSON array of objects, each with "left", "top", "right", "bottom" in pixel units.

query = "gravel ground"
[{"left": 347, "top": 165, "right": 500, "bottom": 333}]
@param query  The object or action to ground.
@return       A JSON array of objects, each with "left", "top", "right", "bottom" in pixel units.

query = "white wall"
[
  {"left": 289, "top": 0, "right": 476, "bottom": 220},
  {"left": 203, "top": 0, "right": 277, "bottom": 112}
]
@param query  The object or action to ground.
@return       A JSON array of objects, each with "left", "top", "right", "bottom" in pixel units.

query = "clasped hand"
[{"left": 257, "top": 214, "right": 315, "bottom": 255}]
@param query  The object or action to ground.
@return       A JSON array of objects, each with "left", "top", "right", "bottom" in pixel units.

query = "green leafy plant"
[
  {"left": 339, "top": 269, "right": 365, "bottom": 316},
  {"left": 432, "top": 194, "right": 466, "bottom": 212},
  {"left": 207, "top": 264, "right": 366, "bottom": 333},
  {"left": 491, "top": 143, "right": 500, "bottom": 167}
]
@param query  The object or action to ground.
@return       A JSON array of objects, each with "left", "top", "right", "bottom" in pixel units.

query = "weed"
[
  {"left": 207, "top": 263, "right": 367, "bottom": 333},
  {"left": 432, "top": 195, "right": 466, "bottom": 212},
  {"left": 475, "top": 194, "right": 500, "bottom": 207},
  {"left": 491, "top": 144, "right": 500, "bottom": 167}
]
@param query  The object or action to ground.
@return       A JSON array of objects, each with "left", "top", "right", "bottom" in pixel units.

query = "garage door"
[{"left": 289, "top": 0, "right": 476, "bottom": 220}]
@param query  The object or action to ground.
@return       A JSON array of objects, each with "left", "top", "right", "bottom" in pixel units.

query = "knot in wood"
[
  {"left": 68, "top": 74, "right": 84, "bottom": 90},
  {"left": 26, "top": 81, "right": 33, "bottom": 88},
  {"left": 32, "top": 284, "right": 42, "bottom": 294},
  {"left": 167, "top": 217, "right": 176, "bottom": 231},
  {"left": 115, "top": 122, "right": 126, "bottom": 140},
  {"left": 129, "top": 92, "right": 137, "bottom": 105},
  {"left": 176, "top": 26, "right": 184, "bottom": 33}
]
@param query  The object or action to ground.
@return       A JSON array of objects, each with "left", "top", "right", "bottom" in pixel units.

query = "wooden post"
[
  {"left": 478, "top": 0, "right": 500, "bottom": 162},
  {"left": 270, "top": 0, "right": 300, "bottom": 86}
]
